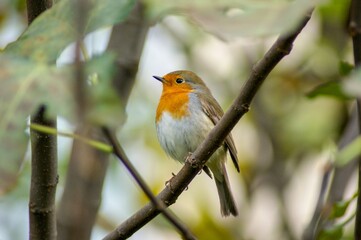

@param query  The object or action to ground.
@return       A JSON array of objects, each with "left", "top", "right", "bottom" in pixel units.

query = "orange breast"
[{"left": 156, "top": 91, "right": 191, "bottom": 122}]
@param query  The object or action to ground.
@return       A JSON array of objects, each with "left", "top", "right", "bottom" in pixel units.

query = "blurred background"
[{"left": 0, "top": 0, "right": 357, "bottom": 239}]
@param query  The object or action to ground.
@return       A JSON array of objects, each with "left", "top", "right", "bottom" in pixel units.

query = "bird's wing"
[{"left": 199, "top": 94, "right": 240, "bottom": 172}]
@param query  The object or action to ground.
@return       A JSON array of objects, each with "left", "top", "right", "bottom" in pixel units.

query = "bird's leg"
[
  {"left": 165, "top": 172, "right": 176, "bottom": 194},
  {"left": 165, "top": 173, "right": 189, "bottom": 192}
]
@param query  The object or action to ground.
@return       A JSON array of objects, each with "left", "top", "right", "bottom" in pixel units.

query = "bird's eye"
[{"left": 176, "top": 78, "right": 184, "bottom": 84}]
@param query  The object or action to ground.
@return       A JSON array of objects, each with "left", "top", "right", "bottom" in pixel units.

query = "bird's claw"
[{"left": 165, "top": 172, "right": 176, "bottom": 194}]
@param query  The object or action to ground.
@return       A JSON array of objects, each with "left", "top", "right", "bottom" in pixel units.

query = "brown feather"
[{"left": 199, "top": 93, "right": 240, "bottom": 172}]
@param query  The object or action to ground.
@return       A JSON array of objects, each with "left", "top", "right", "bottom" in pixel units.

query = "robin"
[{"left": 154, "top": 70, "right": 239, "bottom": 217}]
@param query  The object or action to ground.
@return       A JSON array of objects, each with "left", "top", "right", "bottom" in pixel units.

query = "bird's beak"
[{"left": 153, "top": 75, "right": 164, "bottom": 83}]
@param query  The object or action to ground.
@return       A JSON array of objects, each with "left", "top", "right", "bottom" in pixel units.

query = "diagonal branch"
[
  {"left": 103, "top": 10, "right": 313, "bottom": 240},
  {"left": 102, "top": 127, "right": 197, "bottom": 240}
]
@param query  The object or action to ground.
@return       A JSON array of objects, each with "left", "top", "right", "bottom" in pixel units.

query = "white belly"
[{"left": 156, "top": 110, "right": 214, "bottom": 163}]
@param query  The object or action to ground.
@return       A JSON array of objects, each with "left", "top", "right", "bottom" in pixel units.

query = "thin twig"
[
  {"left": 102, "top": 127, "right": 197, "bottom": 240},
  {"left": 29, "top": 123, "right": 112, "bottom": 152},
  {"left": 29, "top": 106, "right": 58, "bottom": 240},
  {"left": 103, "top": 10, "right": 313, "bottom": 240}
]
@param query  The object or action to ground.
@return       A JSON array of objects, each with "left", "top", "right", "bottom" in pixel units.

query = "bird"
[{"left": 154, "top": 70, "right": 239, "bottom": 217}]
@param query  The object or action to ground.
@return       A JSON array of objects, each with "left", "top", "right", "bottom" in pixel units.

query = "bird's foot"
[{"left": 165, "top": 172, "right": 176, "bottom": 194}]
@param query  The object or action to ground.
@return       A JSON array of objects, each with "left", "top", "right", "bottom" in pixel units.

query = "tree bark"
[{"left": 29, "top": 106, "right": 58, "bottom": 240}]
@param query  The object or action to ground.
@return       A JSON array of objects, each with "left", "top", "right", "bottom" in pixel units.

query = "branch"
[
  {"left": 29, "top": 106, "right": 58, "bottom": 240},
  {"left": 103, "top": 11, "right": 313, "bottom": 240},
  {"left": 102, "top": 127, "right": 197, "bottom": 240}
]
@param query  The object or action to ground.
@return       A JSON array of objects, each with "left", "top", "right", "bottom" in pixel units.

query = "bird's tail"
[{"left": 214, "top": 165, "right": 238, "bottom": 217}]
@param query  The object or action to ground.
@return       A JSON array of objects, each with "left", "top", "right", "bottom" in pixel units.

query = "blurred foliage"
[
  {"left": 0, "top": 52, "right": 122, "bottom": 194},
  {"left": 329, "top": 192, "right": 357, "bottom": 219},
  {"left": 319, "top": 225, "right": 344, "bottom": 240},
  {"left": 144, "top": 0, "right": 320, "bottom": 39},
  {"left": 1, "top": 0, "right": 361, "bottom": 239},
  {"left": 0, "top": 0, "right": 135, "bottom": 194},
  {"left": 5, "top": 0, "right": 135, "bottom": 63},
  {"left": 0, "top": 0, "right": 26, "bottom": 28},
  {"left": 307, "top": 81, "right": 352, "bottom": 100}
]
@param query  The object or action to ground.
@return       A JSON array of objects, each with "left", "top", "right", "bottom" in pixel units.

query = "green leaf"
[
  {"left": 318, "top": 0, "right": 350, "bottom": 21},
  {"left": 329, "top": 201, "right": 350, "bottom": 219},
  {"left": 306, "top": 81, "right": 352, "bottom": 100},
  {"left": 339, "top": 61, "right": 353, "bottom": 77},
  {"left": 4, "top": 0, "right": 135, "bottom": 63},
  {"left": 329, "top": 192, "right": 357, "bottom": 220},
  {"left": 335, "top": 136, "right": 361, "bottom": 167},
  {"left": 318, "top": 225, "right": 343, "bottom": 240}
]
